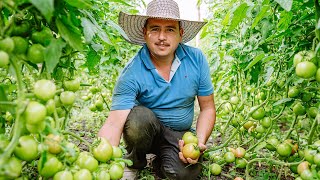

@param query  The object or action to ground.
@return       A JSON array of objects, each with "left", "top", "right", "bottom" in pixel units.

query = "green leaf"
[
  {"left": 45, "top": 38, "right": 66, "bottom": 74},
  {"left": 244, "top": 53, "right": 265, "bottom": 71},
  {"left": 261, "top": 56, "right": 275, "bottom": 63},
  {"left": 56, "top": 18, "right": 83, "bottom": 51},
  {"left": 86, "top": 48, "right": 101, "bottom": 74},
  {"left": 273, "top": 98, "right": 294, "bottom": 106},
  {"left": 228, "top": 3, "right": 249, "bottom": 32},
  {"left": 30, "top": 0, "right": 54, "bottom": 22},
  {"left": 222, "top": 11, "right": 231, "bottom": 27},
  {"left": 251, "top": 5, "right": 270, "bottom": 29},
  {"left": 64, "top": 0, "right": 93, "bottom": 9},
  {"left": 275, "top": 0, "right": 293, "bottom": 11},
  {"left": 107, "top": 20, "right": 129, "bottom": 41},
  {"left": 108, "top": 0, "right": 133, "bottom": 7}
]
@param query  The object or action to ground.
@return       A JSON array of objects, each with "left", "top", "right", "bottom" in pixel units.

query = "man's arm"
[
  {"left": 196, "top": 94, "right": 216, "bottom": 145},
  {"left": 98, "top": 109, "right": 131, "bottom": 146}
]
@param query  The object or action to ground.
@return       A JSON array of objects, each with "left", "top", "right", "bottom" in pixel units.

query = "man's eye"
[{"left": 151, "top": 28, "right": 159, "bottom": 31}]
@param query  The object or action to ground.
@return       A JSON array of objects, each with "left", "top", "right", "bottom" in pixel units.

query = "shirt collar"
[{"left": 140, "top": 43, "right": 186, "bottom": 70}]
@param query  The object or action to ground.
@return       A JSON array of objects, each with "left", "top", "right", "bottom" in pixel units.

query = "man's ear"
[{"left": 180, "top": 28, "right": 184, "bottom": 41}]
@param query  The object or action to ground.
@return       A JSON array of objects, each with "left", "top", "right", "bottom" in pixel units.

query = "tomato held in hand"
[
  {"left": 182, "top": 143, "right": 200, "bottom": 160},
  {"left": 182, "top": 131, "right": 198, "bottom": 144}
]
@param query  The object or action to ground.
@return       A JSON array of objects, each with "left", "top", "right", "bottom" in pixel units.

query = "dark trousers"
[{"left": 123, "top": 106, "right": 202, "bottom": 180}]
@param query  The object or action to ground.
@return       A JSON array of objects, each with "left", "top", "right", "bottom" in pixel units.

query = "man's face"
[{"left": 143, "top": 18, "right": 183, "bottom": 61}]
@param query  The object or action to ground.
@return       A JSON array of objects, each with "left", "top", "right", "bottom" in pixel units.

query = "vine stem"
[
  {"left": 205, "top": 129, "right": 239, "bottom": 152},
  {"left": 0, "top": 56, "right": 25, "bottom": 166},
  {"left": 62, "top": 131, "right": 92, "bottom": 153},
  {"left": 307, "top": 114, "right": 319, "bottom": 144},
  {"left": 284, "top": 115, "right": 298, "bottom": 140}
]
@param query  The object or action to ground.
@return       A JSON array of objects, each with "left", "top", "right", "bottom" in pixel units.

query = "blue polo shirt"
[{"left": 111, "top": 43, "right": 213, "bottom": 131}]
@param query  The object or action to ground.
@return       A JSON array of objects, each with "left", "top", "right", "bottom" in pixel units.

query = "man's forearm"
[{"left": 196, "top": 108, "right": 216, "bottom": 145}]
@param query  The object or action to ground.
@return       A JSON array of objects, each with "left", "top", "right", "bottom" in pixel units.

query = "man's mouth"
[{"left": 155, "top": 42, "right": 169, "bottom": 47}]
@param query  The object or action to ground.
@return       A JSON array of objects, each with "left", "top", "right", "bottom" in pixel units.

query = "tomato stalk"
[
  {"left": 0, "top": 56, "right": 25, "bottom": 166},
  {"left": 284, "top": 115, "right": 298, "bottom": 140},
  {"left": 307, "top": 114, "right": 319, "bottom": 144},
  {"left": 315, "top": 0, "right": 320, "bottom": 41},
  {"left": 62, "top": 131, "right": 92, "bottom": 153},
  {"left": 205, "top": 129, "right": 239, "bottom": 152}
]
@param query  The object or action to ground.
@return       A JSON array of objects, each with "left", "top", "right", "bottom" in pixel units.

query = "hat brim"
[{"left": 118, "top": 11, "right": 207, "bottom": 45}]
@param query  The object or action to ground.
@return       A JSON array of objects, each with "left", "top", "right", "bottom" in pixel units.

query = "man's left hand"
[{"left": 178, "top": 140, "right": 207, "bottom": 164}]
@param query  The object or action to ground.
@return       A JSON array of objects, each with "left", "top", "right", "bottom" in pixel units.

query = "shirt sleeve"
[
  {"left": 197, "top": 51, "right": 214, "bottom": 96},
  {"left": 111, "top": 72, "right": 138, "bottom": 110}
]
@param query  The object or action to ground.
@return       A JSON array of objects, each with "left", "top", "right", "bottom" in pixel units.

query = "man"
[{"left": 98, "top": 0, "right": 216, "bottom": 179}]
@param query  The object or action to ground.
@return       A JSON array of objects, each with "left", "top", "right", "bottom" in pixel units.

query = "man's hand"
[{"left": 178, "top": 139, "right": 207, "bottom": 164}]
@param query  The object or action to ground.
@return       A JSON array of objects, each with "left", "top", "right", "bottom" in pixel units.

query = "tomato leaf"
[
  {"left": 56, "top": 18, "right": 83, "bottom": 52},
  {"left": 45, "top": 38, "right": 66, "bottom": 74},
  {"left": 86, "top": 48, "right": 101, "bottom": 74},
  {"left": 107, "top": 19, "right": 129, "bottom": 42},
  {"left": 244, "top": 53, "right": 265, "bottom": 71},
  {"left": 30, "top": 0, "right": 54, "bottom": 22},
  {"left": 108, "top": 0, "right": 133, "bottom": 7},
  {"left": 64, "top": 0, "right": 93, "bottom": 9},
  {"left": 273, "top": 98, "right": 294, "bottom": 106},
  {"left": 251, "top": 5, "right": 270, "bottom": 30},
  {"left": 228, "top": 3, "right": 249, "bottom": 32},
  {"left": 275, "top": 0, "right": 293, "bottom": 12}
]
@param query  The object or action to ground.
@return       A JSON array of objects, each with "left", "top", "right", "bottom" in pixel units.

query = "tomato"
[
  {"left": 301, "top": 92, "right": 313, "bottom": 102},
  {"left": 261, "top": 117, "right": 272, "bottom": 128},
  {"left": 38, "top": 154, "right": 63, "bottom": 178},
  {"left": 297, "top": 161, "right": 309, "bottom": 175},
  {"left": 293, "top": 102, "right": 306, "bottom": 116},
  {"left": 89, "top": 104, "right": 97, "bottom": 112},
  {"left": 243, "top": 120, "right": 254, "bottom": 130},
  {"left": 53, "top": 170, "right": 73, "bottom": 180},
  {"left": 34, "top": 79, "right": 56, "bottom": 101},
  {"left": 64, "top": 142, "right": 80, "bottom": 164},
  {"left": 60, "top": 91, "right": 75, "bottom": 106},
  {"left": 45, "top": 134, "right": 62, "bottom": 154},
  {"left": 251, "top": 107, "right": 265, "bottom": 120},
  {"left": 11, "top": 22, "right": 30, "bottom": 37},
  {"left": 296, "top": 61, "right": 317, "bottom": 79},
  {"left": 234, "top": 147, "right": 246, "bottom": 158},
  {"left": 223, "top": 102, "right": 233, "bottom": 113},
  {"left": 235, "top": 158, "right": 247, "bottom": 169},
  {"left": 230, "top": 96, "right": 240, "bottom": 105},
  {"left": 0, "top": 136, "right": 9, "bottom": 153},
  {"left": 276, "top": 143, "right": 292, "bottom": 157},
  {"left": 2, "top": 157, "right": 22, "bottom": 179},
  {"left": 0, "top": 51, "right": 9, "bottom": 67},
  {"left": 31, "top": 27, "right": 53, "bottom": 46},
  {"left": 0, "top": 37, "right": 14, "bottom": 52},
  {"left": 46, "top": 99, "right": 56, "bottom": 115},
  {"left": 12, "top": 36, "right": 28, "bottom": 54},
  {"left": 316, "top": 68, "right": 320, "bottom": 82},
  {"left": 304, "top": 149, "right": 316, "bottom": 164},
  {"left": 182, "top": 131, "right": 198, "bottom": 145},
  {"left": 224, "top": 151, "right": 235, "bottom": 163},
  {"left": 27, "top": 44, "right": 45, "bottom": 64},
  {"left": 307, "top": 107, "right": 318, "bottom": 118},
  {"left": 26, "top": 120, "right": 45, "bottom": 134},
  {"left": 76, "top": 152, "right": 99, "bottom": 172},
  {"left": 109, "top": 163, "right": 124, "bottom": 180},
  {"left": 300, "top": 169, "right": 313, "bottom": 180},
  {"left": 293, "top": 50, "right": 316, "bottom": 67},
  {"left": 288, "top": 86, "right": 300, "bottom": 98},
  {"left": 14, "top": 135, "right": 39, "bottom": 161},
  {"left": 112, "top": 146, "right": 123, "bottom": 159},
  {"left": 95, "top": 99, "right": 104, "bottom": 111},
  {"left": 255, "top": 124, "right": 265, "bottom": 133},
  {"left": 313, "top": 153, "right": 320, "bottom": 166},
  {"left": 182, "top": 143, "right": 200, "bottom": 160},
  {"left": 93, "top": 138, "right": 113, "bottom": 162},
  {"left": 63, "top": 78, "right": 80, "bottom": 92},
  {"left": 96, "top": 170, "right": 110, "bottom": 180},
  {"left": 210, "top": 163, "right": 221, "bottom": 175},
  {"left": 24, "top": 101, "right": 47, "bottom": 125},
  {"left": 74, "top": 169, "right": 92, "bottom": 180}
]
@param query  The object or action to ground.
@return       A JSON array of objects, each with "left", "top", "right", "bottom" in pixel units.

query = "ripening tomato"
[
  {"left": 53, "top": 170, "right": 73, "bottom": 180},
  {"left": 34, "top": 79, "right": 56, "bottom": 101},
  {"left": 182, "top": 143, "right": 200, "bottom": 160},
  {"left": 234, "top": 177, "right": 244, "bottom": 180},
  {"left": 224, "top": 151, "right": 235, "bottom": 163},
  {"left": 277, "top": 143, "right": 292, "bottom": 157},
  {"left": 182, "top": 131, "right": 198, "bottom": 145},
  {"left": 45, "top": 134, "right": 62, "bottom": 154},
  {"left": 234, "top": 147, "right": 246, "bottom": 158},
  {"left": 14, "top": 135, "right": 39, "bottom": 161},
  {"left": 210, "top": 163, "right": 221, "bottom": 175},
  {"left": 93, "top": 138, "right": 113, "bottom": 163},
  {"left": 109, "top": 163, "right": 124, "bottom": 180},
  {"left": 297, "top": 161, "right": 309, "bottom": 175}
]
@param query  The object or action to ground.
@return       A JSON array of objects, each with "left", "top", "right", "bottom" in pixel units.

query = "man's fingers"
[
  {"left": 179, "top": 140, "right": 184, "bottom": 151},
  {"left": 179, "top": 152, "right": 188, "bottom": 163},
  {"left": 187, "top": 157, "right": 198, "bottom": 164}
]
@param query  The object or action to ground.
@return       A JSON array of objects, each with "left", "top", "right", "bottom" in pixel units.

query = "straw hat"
[{"left": 118, "top": 0, "right": 207, "bottom": 45}]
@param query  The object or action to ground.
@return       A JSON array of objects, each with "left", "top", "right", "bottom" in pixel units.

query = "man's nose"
[{"left": 158, "top": 30, "right": 166, "bottom": 40}]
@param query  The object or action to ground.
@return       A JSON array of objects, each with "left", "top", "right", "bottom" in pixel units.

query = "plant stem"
[
  {"left": 62, "top": 131, "right": 92, "bottom": 153},
  {"left": 307, "top": 114, "right": 319, "bottom": 144}
]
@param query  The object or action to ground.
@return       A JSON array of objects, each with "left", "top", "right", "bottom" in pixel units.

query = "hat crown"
[{"left": 146, "top": 0, "right": 180, "bottom": 19}]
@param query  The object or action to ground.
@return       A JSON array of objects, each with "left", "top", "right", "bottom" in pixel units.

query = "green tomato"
[
  {"left": 2, "top": 157, "right": 22, "bottom": 179},
  {"left": 224, "top": 151, "right": 235, "bottom": 163},
  {"left": 307, "top": 107, "right": 318, "bottom": 118},
  {"left": 112, "top": 146, "right": 123, "bottom": 159},
  {"left": 235, "top": 158, "right": 247, "bottom": 169},
  {"left": 76, "top": 152, "right": 99, "bottom": 172},
  {"left": 0, "top": 37, "right": 14, "bottom": 52},
  {"left": 95, "top": 170, "right": 110, "bottom": 180},
  {"left": 109, "top": 163, "right": 124, "bottom": 180},
  {"left": 63, "top": 78, "right": 80, "bottom": 92},
  {"left": 38, "top": 154, "right": 63, "bottom": 178},
  {"left": 93, "top": 138, "right": 113, "bottom": 163},
  {"left": 14, "top": 135, "right": 39, "bottom": 161},
  {"left": 34, "top": 79, "right": 56, "bottom": 101},
  {"left": 304, "top": 149, "right": 316, "bottom": 164},
  {"left": 288, "top": 86, "right": 300, "bottom": 98},
  {"left": 313, "top": 153, "right": 320, "bottom": 166},
  {"left": 316, "top": 68, "right": 320, "bottom": 82},
  {"left": 24, "top": 101, "right": 47, "bottom": 125},
  {"left": 74, "top": 169, "right": 92, "bottom": 180},
  {"left": 293, "top": 102, "right": 306, "bottom": 116},
  {"left": 60, "top": 91, "right": 75, "bottom": 106},
  {"left": 12, "top": 36, "right": 28, "bottom": 54},
  {"left": 182, "top": 131, "right": 198, "bottom": 145},
  {"left": 26, "top": 120, "right": 45, "bottom": 134},
  {"left": 46, "top": 99, "right": 56, "bottom": 115},
  {"left": 53, "top": 170, "right": 73, "bottom": 180},
  {"left": 210, "top": 163, "right": 221, "bottom": 175},
  {"left": 261, "top": 117, "right": 272, "bottom": 128},
  {"left": 27, "top": 44, "right": 45, "bottom": 64},
  {"left": 295, "top": 61, "right": 317, "bottom": 79},
  {"left": 31, "top": 27, "right": 53, "bottom": 46},
  {"left": 0, "top": 51, "right": 9, "bottom": 68},
  {"left": 251, "top": 107, "right": 265, "bottom": 120},
  {"left": 230, "top": 96, "right": 240, "bottom": 105},
  {"left": 277, "top": 143, "right": 292, "bottom": 157},
  {"left": 300, "top": 169, "right": 313, "bottom": 180},
  {"left": 64, "top": 142, "right": 80, "bottom": 165},
  {"left": 11, "top": 22, "right": 30, "bottom": 37}
]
